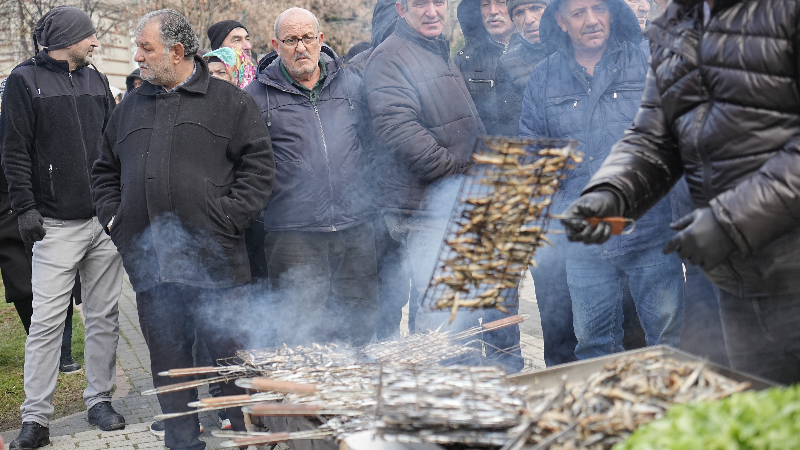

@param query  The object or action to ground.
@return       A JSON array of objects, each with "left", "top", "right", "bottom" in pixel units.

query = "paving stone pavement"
[{"left": 3, "top": 272, "right": 545, "bottom": 449}]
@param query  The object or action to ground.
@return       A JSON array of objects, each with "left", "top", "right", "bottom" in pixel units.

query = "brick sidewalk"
[{"left": 3, "top": 273, "right": 545, "bottom": 450}]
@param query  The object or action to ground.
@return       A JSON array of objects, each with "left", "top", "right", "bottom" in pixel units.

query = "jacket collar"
[
  {"left": 394, "top": 18, "right": 451, "bottom": 62},
  {"left": 673, "top": 0, "right": 741, "bottom": 9},
  {"left": 257, "top": 55, "right": 342, "bottom": 95},
  {"left": 136, "top": 55, "right": 210, "bottom": 96}
]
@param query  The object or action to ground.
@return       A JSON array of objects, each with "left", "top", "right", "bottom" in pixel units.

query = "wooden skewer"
[{"left": 235, "top": 377, "right": 317, "bottom": 394}]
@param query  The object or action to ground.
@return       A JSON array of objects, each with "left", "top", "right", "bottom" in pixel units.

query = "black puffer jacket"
[
  {"left": 455, "top": 0, "right": 515, "bottom": 135},
  {"left": 92, "top": 56, "right": 275, "bottom": 293},
  {"left": 495, "top": 33, "right": 548, "bottom": 136},
  {"left": 364, "top": 19, "right": 485, "bottom": 215},
  {"left": 1, "top": 50, "right": 114, "bottom": 219},
  {"left": 584, "top": 0, "right": 800, "bottom": 297}
]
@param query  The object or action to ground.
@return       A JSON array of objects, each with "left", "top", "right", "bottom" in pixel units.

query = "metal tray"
[{"left": 509, "top": 345, "right": 777, "bottom": 391}]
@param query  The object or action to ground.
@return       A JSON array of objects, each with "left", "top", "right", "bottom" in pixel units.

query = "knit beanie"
[
  {"left": 207, "top": 20, "right": 247, "bottom": 50},
  {"left": 506, "top": 0, "right": 550, "bottom": 16},
  {"left": 34, "top": 6, "right": 96, "bottom": 51}
]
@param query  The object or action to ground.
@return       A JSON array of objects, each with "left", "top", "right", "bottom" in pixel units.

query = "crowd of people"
[{"left": 1, "top": 0, "right": 799, "bottom": 449}]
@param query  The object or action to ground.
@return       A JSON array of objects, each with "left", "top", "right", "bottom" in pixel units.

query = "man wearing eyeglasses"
[
  {"left": 245, "top": 7, "right": 378, "bottom": 346},
  {"left": 364, "top": 0, "right": 485, "bottom": 333}
]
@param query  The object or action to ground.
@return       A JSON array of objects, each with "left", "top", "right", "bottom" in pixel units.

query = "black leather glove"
[
  {"left": 561, "top": 190, "right": 624, "bottom": 244},
  {"left": 662, "top": 207, "right": 736, "bottom": 269},
  {"left": 17, "top": 209, "right": 46, "bottom": 244}
]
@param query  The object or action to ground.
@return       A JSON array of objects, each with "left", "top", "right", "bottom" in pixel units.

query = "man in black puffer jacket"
[
  {"left": 494, "top": 0, "right": 549, "bottom": 137},
  {"left": 365, "top": 0, "right": 485, "bottom": 333},
  {"left": 456, "top": 0, "right": 517, "bottom": 135},
  {"left": 564, "top": 0, "right": 800, "bottom": 384}
]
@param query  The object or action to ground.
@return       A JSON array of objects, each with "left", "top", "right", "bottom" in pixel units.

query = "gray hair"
[
  {"left": 397, "top": 0, "right": 408, "bottom": 9},
  {"left": 136, "top": 9, "right": 199, "bottom": 59},
  {"left": 273, "top": 7, "right": 321, "bottom": 38}
]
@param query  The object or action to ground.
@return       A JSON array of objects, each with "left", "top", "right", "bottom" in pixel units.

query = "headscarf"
[{"left": 203, "top": 47, "right": 256, "bottom": 88}]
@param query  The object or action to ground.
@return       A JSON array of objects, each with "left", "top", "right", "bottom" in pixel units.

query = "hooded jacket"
[
  {"left": 364, "top": 19, "right": 485, "bottom": 215},
  {"left": 125, "top": 69, "right": 141, "bottom": 94},
  {"left": 244, "top": 48, "right": 374, "bottom": 232},
  {"left": 495, "top": 32, "right": 549, "bottom": 136},
  {"left": 520, "top": 0, "right": 672, "bottom": 258},
  {"left": 92, "top": 56, "right": 275, "bottom": 293},
  {"left": 583, "top": 0, "right": 800, "bottom": 297},
  {"left": 1, "top": 50, "right": 114, "bottom": 219},
  {"left": 455, "top": 0, "right": 516, "bottom": 135}
]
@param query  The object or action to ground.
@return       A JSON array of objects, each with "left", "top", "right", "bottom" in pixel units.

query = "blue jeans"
[
  {"left": 529, "top": 233, "right": 578, "bottom": 366},
  {"left": 566, "top": 245, "right": 684, "bottom": 359}
]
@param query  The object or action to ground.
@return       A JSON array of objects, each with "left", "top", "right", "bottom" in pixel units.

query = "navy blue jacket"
[
  {"left": 520, "top": 0, "right": 672, "bottom": 258},
  {"left": 245, "top": 51, "right": 373, "bottom": 232}
]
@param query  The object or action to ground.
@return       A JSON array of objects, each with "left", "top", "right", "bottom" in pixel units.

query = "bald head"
[{"left": 274, "top": 7, "right": 320, "bottom": 38}]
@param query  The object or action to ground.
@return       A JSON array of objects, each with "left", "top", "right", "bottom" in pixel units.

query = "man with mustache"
[
  {"left": 520, "top": 0, "right": 683, "bottom": 360},
  {"left": 244, "top": 7, "right": 378, "bottom": 347},
  {"left": 92, "top": 9, "right": 275, "bottom": 450},
  {"left": 563, "top": 0, "right": 800, "bottom": 385},
  {"left": 456, "top": 0, "right": 518, "bottom": 135},
  {"left": 2, "top": 7, "right": 126, "bottom": 449},
  {"left": 494, "top": 0, "right": 549, "bottom": 137},
  {"left": 365, "top": 0, "right": 485, "bottom": 333}
]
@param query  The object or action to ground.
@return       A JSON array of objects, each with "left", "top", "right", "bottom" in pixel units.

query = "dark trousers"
[
  {"left": 265, "top": 222, "right": 379, "bottom": 346},
  {"left": 531, "top": 240, "right": 578, "bottom": 366},
  {"left": 482, "top": 305, "right": 524, "bottom": 373},
  {"left": 374, "top": 216, "right": 413, "bottom": 340},
  {"left": 718, "top": 290, "right": 800, "bottom": 385},
  {"left": 681, "top": 263, "right": 729, "bottom": 366},
  {"left": 136, "top": 283, "right": 250, "bottom": 450}
]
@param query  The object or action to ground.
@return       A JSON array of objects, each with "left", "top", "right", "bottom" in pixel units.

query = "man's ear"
[
  {"left": 319, "top": 32, "right": 325, "bottom": 46},
  {"left": 271, "top": 38, "right": 280, "bottom": 53},
  {"left": 395, "top": 2, "right": 407, "bottom": 19},
  {"left": 555, "top": 11, "right": 568, "bottom": 32},
  {"left": 171, "top": 42, "right": 186, "bottom": 63}
]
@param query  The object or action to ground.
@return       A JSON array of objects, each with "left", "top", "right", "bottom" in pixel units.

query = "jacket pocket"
[
  {"left": 264, "top": 160, "right": 319, "bottom": 228},
  {"left": 109, "top": 200, "right": 125, "bottom": 246},
  {"left": 205, "top": 179, "right": 239, "bottom": 249}
]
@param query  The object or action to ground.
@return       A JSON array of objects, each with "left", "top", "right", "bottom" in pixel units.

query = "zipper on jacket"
[
  {"left": 314, "top": 105, "right": 337, "bottom": 232},
  {"left": 694, "top": 19, "right": 716, "bottom": 202},
  {"left": 68, "top": 70, "right": 94, "bottom": 206},
  {"left": 49, "top": 164, "right": 55, "bottom": 198},
  {"left": 468, "top": 79, "right": 494, "bottom": 88}
]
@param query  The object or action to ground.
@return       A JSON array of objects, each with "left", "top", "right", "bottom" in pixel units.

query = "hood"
[
  {"left": 125, "top": 69, "right": 141, "bottom": 92},
  {"left": 257, "top": 44, "right": 338, "bottom": 73},
  {"left": 539, "top": 0, "right": 641, "bottom": 53},
  {"left": 457, "top": 0, "right": 493, "bottom": 45},
  {"left": 371, "top": 0, "right": 400, "bottom": 48}
]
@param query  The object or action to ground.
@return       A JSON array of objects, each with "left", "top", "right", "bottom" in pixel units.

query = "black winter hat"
[
  {"left": 34, "top": 6, "right": 96, "bottom": 51},
  {"left": 207, "top": 20, "right": 247, "bottom": 50},
  {"left": 507, "top": 0, "right": 550, "bottom": 16}
]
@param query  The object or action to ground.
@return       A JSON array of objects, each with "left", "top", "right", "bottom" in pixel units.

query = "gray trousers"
[{"left": 22, "top": 217, "right": 123, "bottom": 426}]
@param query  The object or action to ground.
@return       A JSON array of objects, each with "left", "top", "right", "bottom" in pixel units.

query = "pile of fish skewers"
[{"left": 518, "top": 351, "right": 753, "bottom": 450}]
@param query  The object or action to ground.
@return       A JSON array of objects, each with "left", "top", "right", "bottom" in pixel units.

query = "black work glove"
[
  {"left": 662, "top": 207, "right": 735, "bottom": 270},
  {"left": 17, "top": 209, "right": 46, "bottom": 244},
  {"left": 561, "top": 191, "right": 623, "bottom": 244}
]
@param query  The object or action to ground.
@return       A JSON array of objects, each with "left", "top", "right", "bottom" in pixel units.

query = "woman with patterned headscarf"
[{"left": 202, "top": 47, "right": 256, "bottom": 88}]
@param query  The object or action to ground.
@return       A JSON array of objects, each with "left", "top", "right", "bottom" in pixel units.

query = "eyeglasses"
[{"left": 278, "top": 35, "right": 319, "bottom": 48}]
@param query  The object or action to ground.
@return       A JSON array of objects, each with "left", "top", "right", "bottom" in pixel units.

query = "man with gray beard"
[{"left": 91, "top": 9, "right": 275, "bottom": 450}]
